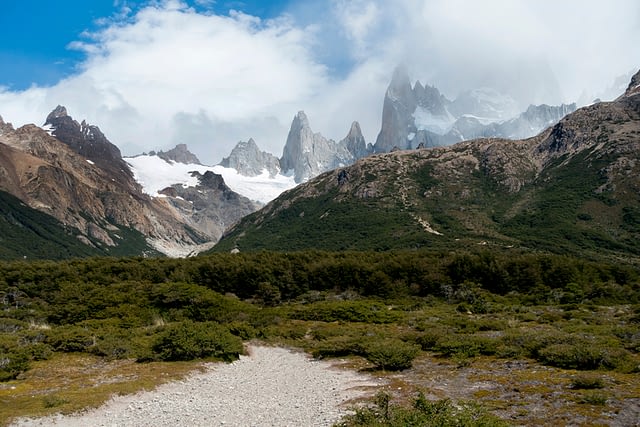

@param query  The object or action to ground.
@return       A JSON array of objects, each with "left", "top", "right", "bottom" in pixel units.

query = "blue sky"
[
  {"left": 0, "top": 1, "right": 292, "bottom": 90},
  {"left": 1, "top": 0, "right": 638, "bottom": 163}
]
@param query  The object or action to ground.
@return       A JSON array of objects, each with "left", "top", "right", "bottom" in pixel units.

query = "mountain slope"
[
  {"left": 0, "top": 190, "right": 106, "bottom": 260},
  {"left": 213, "top": 70, "right": 640, "bottom": 260},
  {"left": 0, "top": 109, "right": 214, "bottom": 258}
]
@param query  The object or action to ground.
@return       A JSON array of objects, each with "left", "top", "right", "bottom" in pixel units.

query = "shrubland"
[{"left": 0, "top": 249, "right": 639, "bottom": 424}]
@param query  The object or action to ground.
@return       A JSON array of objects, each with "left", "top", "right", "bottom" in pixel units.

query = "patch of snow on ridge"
[
  {"left": 125, "top": 155, "right": 297, "bottom": 204},
  {"left": 413, "top": 106, "right": 455, "bottom": 134},
  {"left": 211, "top": 166, "right": 297, "bottom": 204},
  {"left": 40, "top": 124, "right": 55, "bottom": 136}
]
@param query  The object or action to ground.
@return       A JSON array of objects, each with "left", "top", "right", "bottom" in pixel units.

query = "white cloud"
[
  {"left": 332, "top": 0, "right": 381, "bottom": 59},
  {"left": 0, "top": 0, "right": 638, "bottom": 164}
]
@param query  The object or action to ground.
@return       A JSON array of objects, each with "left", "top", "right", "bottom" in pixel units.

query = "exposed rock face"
[
  {"left": 622, "top": 69, "right": 640, "bottom": 98},
  {"left": 340, "top": 121, "right": 371, "bottom": 160},
  {"left": 45, "top": 106, "right": 133, "bottom": 183},
  {"left": 220, "top": 138, "right": 281, "bottom": 177},
  {"left": 448, "top": 88, "right": 520, "bottom": 122},
  {"left": 374, "top": 65, "right": 420, "bottom": 153},
  {"left": 157, "top": 144, "right": 202, "bottom": 165},
  {"left": 160, "top": 170, "right": 261, "bottom": 243},
  {"left": 445, "top": 103, "right": 578, "bottom": 142},
  {"left": 373, "top": 66, "right": 575, "bottom": 153},
  {"left": 0, "top": 107, "right": 233, "bottom": 256},
  {"left": 280, "top": 111, "right": 354, "bottom": 183},
  {"left": 216, "top": 70, "right": 640, "bottom": 257}
]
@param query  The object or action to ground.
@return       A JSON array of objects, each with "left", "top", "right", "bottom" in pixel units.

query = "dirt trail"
[{"left": 11, "top": 346, "right": 380, "bottom": 427}]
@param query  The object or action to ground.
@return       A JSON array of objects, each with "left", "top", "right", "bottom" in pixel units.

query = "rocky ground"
[{"left": 10, "top": 346, "right": 381, "bottom": 427}]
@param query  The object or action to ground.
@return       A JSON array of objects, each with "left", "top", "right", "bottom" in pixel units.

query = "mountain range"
[
  {"left": 213, "top": 70, "right": 640, "bottom": 261},
  {"left": 0, "top": 66, "right": 610, "bottom": 259},
  {"left": 0, "top": 108, "right": 258, "bottom": 258},
  {"left": 224, "top": 66, "right": 576, "bottom": 185}
]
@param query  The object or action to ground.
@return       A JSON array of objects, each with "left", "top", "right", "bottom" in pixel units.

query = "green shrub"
[
  {"left": 312, "top": 336, "right": 367, "bottom": 359},
  {"left": 435, "top": 335, "right": 498, "bottom": 358},
  {"left": 0, "top": 318, "right": 27, "bottom": 333},
  {"left": 570, "top": 375, "right": 605, "bottom": 390},
  {"left": 577, "top": 391, "right": 608, "bottom": 405},
  {"left": 89, "top": 335, "right": 134, "bottom": 360},
  {"left": 537, "top": 343, "right": 633, "bottom": 371},
  {"left": 365, "top": 340, "right": 420, "bottom": 371},
  {"left": 337, "top": 391, "right": 510, "bottom": 426},
  {"left": 413, "top": 328, "right": 451, "bottom": 351},
  {"left": 45, "top": 326, "right": 94, "bottom": 353},
  {"left": 0, "top": 350, "right": 30, "bottom": 381},
  {"left": 227, "top": 321, "right": 257, "bottom": 340},
  {"left": 24, "top": 342, "right": 53, "bottom": 361},
  {"left": 42, "top": 395, "right": 69, "bottom": 408},
  {"left": 150, "top": 321, "right": 243, "bottom": 362},
  {"left": 289, "top": 300, "right": 399, "bottom": 324}
]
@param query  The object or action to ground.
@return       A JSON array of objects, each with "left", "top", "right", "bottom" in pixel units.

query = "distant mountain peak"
[
  {"left": 43, "top": 106, "right": 135, "bottom": 187},
  {"left": 281, "top": 111, "right": 355, "bottom": 183},
  {"left": 340, "top": 121, "right": 370, "bottom": 160},
  {"left": 347, "top": 121, "right": 362, "bottom": 138},
  {"left": 46, "top": 105, "right": 68, "bottom": 122},
  {"left": 390, "top": 64, "right": 411, "bottom": 91},
  {"left": 220, "top": 138, "right": 280, "bottom": 177},
  {"left": 157, "top": 143, "right": 202, "bottom": 165},
  {"left": 623, "top": 69, "right": 640, "bottom": 97},
  {"left": 293, "top": 110, "right": 310, "bottom": 128}
]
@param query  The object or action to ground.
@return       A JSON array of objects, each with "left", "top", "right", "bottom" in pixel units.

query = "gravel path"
[{"left": 11, "top": 346, "right": 380, "bottom": 427}]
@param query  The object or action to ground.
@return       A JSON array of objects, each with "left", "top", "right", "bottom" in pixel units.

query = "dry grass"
[
  {"left": 0, "top": 353, "right": 203, "bottom": 426},
  {"left": 371, "top": 354, "right": 640, "bottom": 426}
]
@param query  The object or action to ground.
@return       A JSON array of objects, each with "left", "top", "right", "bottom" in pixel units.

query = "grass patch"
[{"left": 0, "top": 353, "right": 203, "bottom": 425}]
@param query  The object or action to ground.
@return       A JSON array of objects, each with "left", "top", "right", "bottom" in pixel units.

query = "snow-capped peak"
[{"left": 125, "top": 154, "right": 296, "bottom": 205}]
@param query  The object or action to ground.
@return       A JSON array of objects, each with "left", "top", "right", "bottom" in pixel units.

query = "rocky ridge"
[
  {"left": 0, "top": 107, "right": 260, "bottom": 257},
  {"left": 158, "top": 170, "right": 261, "bottom": 252},
  {"left": 214, "top": 70, "right": 640, "bottom": 258},
  {"left": 373, "top": 66, "right": 577, "bottom": 153},
  {"left": 279, "top": 111, "right": 369, "bottom": 183},
  {"left": 220, "top": 138, "right": 281, "bottom": 177},
  {"left": 155, "top": 144, "right": 202, "bottom": 165},
  {"left": 220, "top": 66, "right": 576, "bottom": 187}
]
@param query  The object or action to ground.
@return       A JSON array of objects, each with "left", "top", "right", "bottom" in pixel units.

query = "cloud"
[{"left": 0, "top": 0, "right": 638, "bottom": 164}]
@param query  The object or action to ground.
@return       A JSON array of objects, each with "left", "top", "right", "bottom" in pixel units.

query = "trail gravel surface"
[{"left": 11, "top": 346, "right": 380, "bottom": 427}]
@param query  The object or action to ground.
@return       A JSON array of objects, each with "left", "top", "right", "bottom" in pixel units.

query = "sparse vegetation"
[{"left": 336, "top": 391, "right": 510, "bottom": 427}]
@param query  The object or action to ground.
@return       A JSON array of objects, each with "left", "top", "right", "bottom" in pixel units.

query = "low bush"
[
  {"left": 577, "top": 391, "right": 608, "bottom": 406},
  {"left": 537, "top": 342, "right": 634, "bottom": 371},
  {"left": 364, "top": 339, "right": 420, "bottom": 371},
  {"left": 337, "top": 391, "right": 510, "bottom": 427},
  {"left": 312, "top": 336, "right": 367, "bottom": 359},
  {"left": 570, "top": 375, "right": 605, "bottom": 390},
  {"left": 0, "top": 350, "right": 29, "bottom": 381},
  {"left": 45, "top": 326, "right": 94, "bottom": 353},
  {"left": 89, "top": 334, "right": 135, "bottom": 360},
  {"left": 150, "top": 321, "right": 243, "bottom": 362},
  {"left": 289, "top": 300, "right": 400, "bottom": 324},
  {"left": 435, "top": 335, "right": 498, "bottom": 358}
]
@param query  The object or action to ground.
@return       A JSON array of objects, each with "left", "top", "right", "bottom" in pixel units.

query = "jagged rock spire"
[
  {"left": 220, "top": 138, "right": 280, "bottom": 177},
  {"left": 157, "top": 144, "right": 202, "bottom": 165},
  {"left": 340, "top": 121, "right": 369, "bottom": 159},
  {"left": 45, "top": 105, "right": 68, "bottom": 124},
  {"left": 280, "top": 111, "right": 353, "bottom": 183},
  {"left": 624, "top": 69, "right": 640, "bottom": 97}
]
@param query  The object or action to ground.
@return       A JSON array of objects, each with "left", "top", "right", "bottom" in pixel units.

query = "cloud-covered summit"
[{"left": 0, "top": 0, "right": 638, "bottom": 164}]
